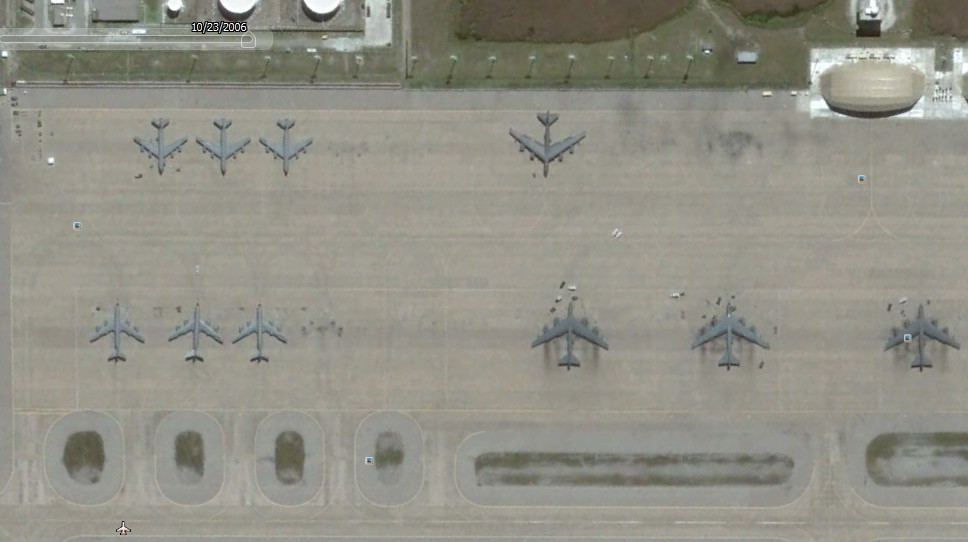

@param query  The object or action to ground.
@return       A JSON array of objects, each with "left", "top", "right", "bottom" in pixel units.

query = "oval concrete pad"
[
  {"left": 848, "top": 413, "right": 968, "bottom": 507},
  {"left": 456, "top": 426, "right": 812, "bottom": 507},
  {"left": 255, "top": 411, "right": 325, "bottom": 506},
  {"left": 155, "top": 411, "right": 223, "bottom": 505},
  {"left": 355, "top": 411, "right": 423, "bottom": 506},
  {"left": 45, "top": 411, "right": 124, "bottom": 505}
]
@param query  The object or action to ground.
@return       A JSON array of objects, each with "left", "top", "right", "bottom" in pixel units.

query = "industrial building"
[
  {"left": 90, "top": 0, "right": 140, "bottom": 22},
  {"left": 819, "top": 60, "right": 925, "bottom": 116}
]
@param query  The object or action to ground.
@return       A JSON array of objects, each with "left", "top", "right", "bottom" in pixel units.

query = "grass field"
[
  {"left": 410, "top": 0, "right": 818, "bottom": 89},
  {"left": 455, "top": 0, "right": 691, "bottom": 43},
  {"left": 12, "top": 46, "right": 400, "bottom": 84}
]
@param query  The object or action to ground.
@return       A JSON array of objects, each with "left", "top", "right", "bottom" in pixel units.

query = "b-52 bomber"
[
  {"left": 691, "top": 305, "right": 770, "bottom": 370},
  {"left": 133, "top": 118, "right": 187, "bottom": 174},
  {"left": 196, "top": 118, "right": 251, "bottom": 175},
  {"left": 531, "top": 301, "right": 608, "bottom": 370},
  {"left": 509, "top": 111, "right": 586, "bottom": 177},
  {"left": 259, "top": 118, "right": 313, "bottom": 175},
  {"left": 167, "top": 303, "right": 223, "bottom": 363},
  {"left": 90, "top": 302, "right": 145, "bottom": 362},
  {"left": 232, "top": 304, "right": 288, "bottom": 363},
  {"left": 885, "top": 303, "right": 960, "bottom": 371}
]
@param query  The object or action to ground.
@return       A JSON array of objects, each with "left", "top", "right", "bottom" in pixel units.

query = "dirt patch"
[
  {"left": 375, "top": 431, "right": 405, "bottom": 485},
  {"left": 174, "top": 431, "right": 204, "bottom": 485},
  {"left": 474, "top": 452, "right": 794, "bottom": 486},
  {"left": 917, "top": 0, "right": 968, "bottom": 38},
  {"left": 274, "top": 431, "right": 305, "bottom": 485},
  {"left": 713, "top": 131, "right": 763, "bottom": 159},
  {"left": 62, "top": 431, "right": 105, "bottom": 485},
  {"left": 720, "top": 0, "right": 828, "bottom": 17},
  {"left": 456, "top": 0, "right": 692, "bottom": 43}
]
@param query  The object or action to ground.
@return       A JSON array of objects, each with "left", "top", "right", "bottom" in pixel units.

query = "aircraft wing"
[
  {"left": 199, "top": 320, "right": 223, "bottom": 344},
  {"left": 232, "top": 320, "right": 257, "bottom": 343},
  {"left": 730, "top": 318, "right": 770, "bottom": 349},
  {"left": 286, "top": 138, "right": 312, "bottom": 159},
  {"left": 89, "top": 321, "right": 113, "bottom": 342},
  {"left": 923, "top": 320, "right": 960, "bottom": 349},
  {"left": 196, "top": 138, "right": 223, "bottom": 159},
  {"left": 225, "top": 138, "right": 251, "bottom": 159},
  {"left": 133, "top": 137, "right": 161, "bottom": 158},
  {"left": 691, "top": 318, "right": 728, "bottom": 349},
  {"left": 121, "top": 321, "right": 145, "bottom": 343},
  {"left": 259, "top": 137, "right": 285, "bottom": 159},
  {"left": 531, "top": 318, "right": 570, "bottom": 348},
  {"left": 571, "top": 319, "right": 609, "bottom": 350},
  {"left": 884, "top": 329, "right": 911, "bottom": 351},
  {"left": 509, "top": 129, "right": 547, "bottom": 161},
  {"left": 545, "top": 132, "right": 586, "bottom": 162},
  {"left": 168, "top": 320, "right": 192, "bottom": 342},
  {"left": 263, "top": 321, "right": 288, "bottom": 343},
  {"left": 162, "top": 137, "right": 188, "bottom": 158}
]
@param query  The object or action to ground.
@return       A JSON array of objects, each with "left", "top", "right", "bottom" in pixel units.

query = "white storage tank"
[
  {"left": 165, "top": 0, "right": 183, "bottom": 17},
  {"left": 219, "top": 0, "right": 257, "bottom": 19},
  {"left": 303, "top": 0, "right": 341, "bottom": 21}
]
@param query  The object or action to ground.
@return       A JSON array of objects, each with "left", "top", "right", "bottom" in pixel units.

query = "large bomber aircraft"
[
  {"left": 691, "top": 305, "right": 770, "bottom": 370},
  {"left": 196, "top": 118, "right": 251, "bottom": 175},
  {"left": 509, "top": 111, "right": 586, "bottom": 177},
  {"left": 531, "top": 301, "right": 608, "bottom": 370},
  {"left": 232, "top": 304, "right": 288, "bottom": 363},
  {"left": 167, "top": 303, "right": 223, "bottom": 363},
  {"left": 90, "top": 303, "right": 145, "bottom": 362},
  {"left": 133, "top": 118, "right": 187, "bottom": 175},
  {"left": 885, "top": 303, "right": 960, "bottom": 371},
  {"left": 259, "top": 119, "right": 313, "bottom": 175}
]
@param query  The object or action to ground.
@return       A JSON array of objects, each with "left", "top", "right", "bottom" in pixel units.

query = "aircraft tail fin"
[
  {"left": 109, "top": 351, "right": 126, "bottom": 363},
  {"left": 214, "top": 118, "right": 231, "bottom": 129},
  {"left": 152, "top": 118, "right": 170, "bottom": 129},
  {"left": 185, "top": 350, "right": 203, "bottom": 363},
  {"left": 277, "top": 118, "right": 295, "bottom": 130},
  {"left": 718, "top": 350, "right": 739, "bottom": 370},
  {"left": 537, "top": 111, "right": 559, "bottom": 127},
  {"left": 912, "top": 353, "right": 932, "bottom": 371},
  {"left": 251, "top": 352, "right": 269, "bottom": 363},
  {"left": 558, "top": 352, "right": 580, "bottom": 370}
]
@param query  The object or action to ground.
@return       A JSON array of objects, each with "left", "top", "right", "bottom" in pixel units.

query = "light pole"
[
  {"left": 64, "top": 54, "right": 75, "bottom": 83},
  {"left": 260, "top": 55, "right": 271, "bottom": 79},
  {"left": 604, "top": 55, "right": 615, "bottom": 79},
  {"left": 486, "top": 55, "right": 496, "bottom": 79},
  {"left": 565, "top": 53, "right": 576, "bottom": 83},
  {"left": 310, "top": 54, "right": 321, "bottom": 83},
  {"left": 525, "top": 54, "right": 536, "bottom": 79},
  {"left": 353, "top": 55, "right": 363, "bottom": 79},
  {"left": 408, "top": 55, "right": 417, "bottom": 78},
  {"left": 185, "top": 54, "right": 198, "bottom": 83},
  {"left": 446, "top": 54, "right": 458, "bottom": 85},
  {"left": 644, "top": 54, "right": 654, "bottom": 79},
  {"left": 682, "top": 54, "right": 694, "bottom": 83}
]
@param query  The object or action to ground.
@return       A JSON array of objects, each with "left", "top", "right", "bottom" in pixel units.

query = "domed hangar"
[{"left": 820, "top": 61, "right": 926, "bottom": 116}]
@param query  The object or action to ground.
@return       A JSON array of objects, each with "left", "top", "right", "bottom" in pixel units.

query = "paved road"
[{"left": 14, "top": 85, "right": 802, "bottom": 112}]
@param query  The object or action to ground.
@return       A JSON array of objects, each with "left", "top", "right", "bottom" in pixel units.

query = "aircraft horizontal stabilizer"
[
  {"left": 718, "top": 350, "right": 739, "bottom": 370},
  {"left": 912, "top": 353, "right": 931, "bottom": 371},
  {"left": 109, "top": 352, "right": 126, "bottom": 363},
  {"left": 558, "top": 352, "right": 580, "bottom": 369},
  {"left": 185, "top": 350, "right": 202, "bottom": 362}
]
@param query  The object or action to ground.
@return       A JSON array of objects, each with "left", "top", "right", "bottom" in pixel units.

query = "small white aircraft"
[{"left": 116, "top": 520, "right": 130, "bottom": 535}]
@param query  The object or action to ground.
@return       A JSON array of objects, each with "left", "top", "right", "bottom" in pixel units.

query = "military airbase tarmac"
[{"left": 6, "top": 87, "right": 968, "bottom": 541}]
